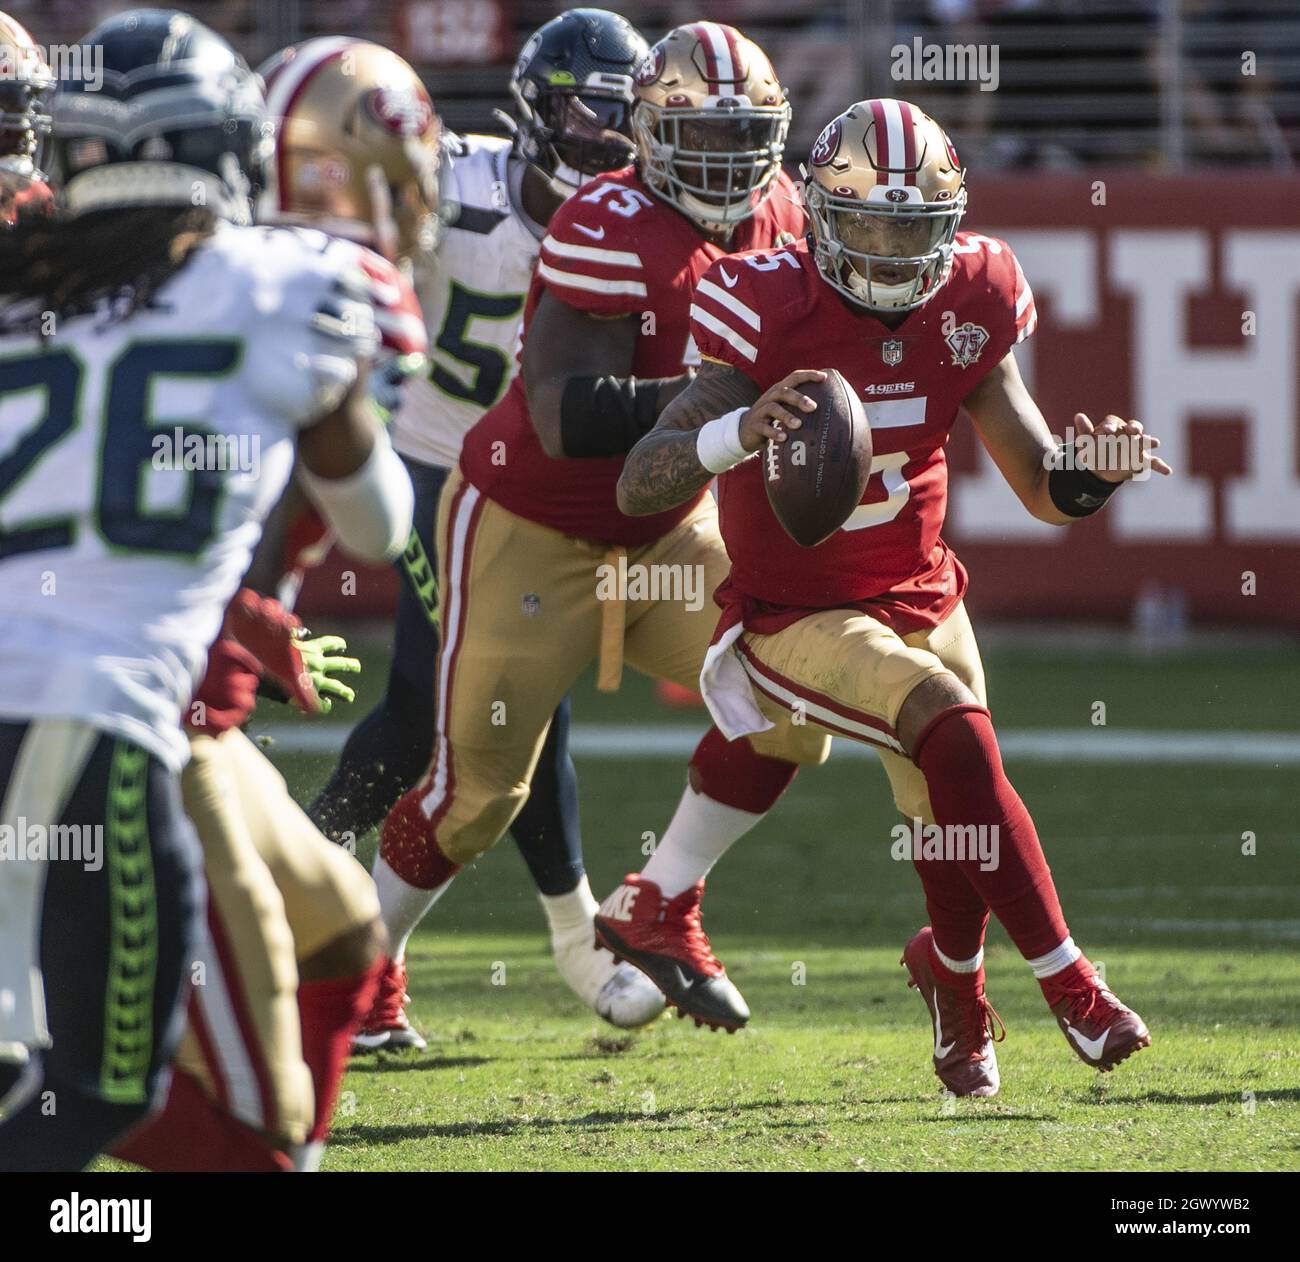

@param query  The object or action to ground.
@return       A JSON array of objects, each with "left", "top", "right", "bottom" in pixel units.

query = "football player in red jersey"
[
  {"left": 373, "top": 22, "right": 832, "bottom": 1037},
  {"left": 604, "top": 99, "right": 1171, "bottom": 1095}
]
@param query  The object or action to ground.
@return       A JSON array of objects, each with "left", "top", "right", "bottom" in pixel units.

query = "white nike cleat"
[{"left": 551, "top": 921, "right": 667, "bottom": 1029}]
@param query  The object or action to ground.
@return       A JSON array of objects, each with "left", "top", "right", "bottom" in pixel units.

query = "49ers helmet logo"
[
  {"left": 810, "top": 117, "right": 842, "bottom": 166},
  {"left": 636, "top": 45, "right": 664, "bottom": 86},
  {"left": 366, "top": 85, "right": 434, "bottom": 138}
]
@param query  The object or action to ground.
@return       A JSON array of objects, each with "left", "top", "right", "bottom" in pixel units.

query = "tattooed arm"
[{"left": 616, "top": 359, "right": 826, "bottom": 516}]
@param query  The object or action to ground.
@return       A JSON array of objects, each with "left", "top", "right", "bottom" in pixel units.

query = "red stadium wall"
[{"left": 298, "top": 175, "right": 1300, "bottom": 629}]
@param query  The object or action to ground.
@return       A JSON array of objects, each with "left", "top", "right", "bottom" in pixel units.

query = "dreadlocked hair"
[{"left": 0, "top": 203, "right": 218, "bottom": 332}]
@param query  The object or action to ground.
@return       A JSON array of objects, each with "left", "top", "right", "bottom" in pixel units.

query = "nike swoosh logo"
[
  {"left": 671, "top": 965, "right": 698, "bottom": 993},
  {"left": 573, "top": 223, "right": 606, "bottom": 240},
  {"left": 719, "top": 267, "right": 738, "bottom": 288},
  {"left": 933, "top": 988, "right": 955, "bottom": 1058},
  {"left": 1067, "top": 1024, "right": 1111, "bottom": 1061}
]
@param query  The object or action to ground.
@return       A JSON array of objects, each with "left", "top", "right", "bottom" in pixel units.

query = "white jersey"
[
  {"left": 391, "top": 133, "right": 542, "bottom": 469},
  {"left": 0, "top": 222, "right": 376, "bottom": 771}
]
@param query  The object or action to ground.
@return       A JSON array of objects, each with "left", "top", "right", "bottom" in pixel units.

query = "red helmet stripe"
[
  {"left": 690, "top": 22, "right": 719, "bottom": 82},
  {"left": 264, "top": 38, "right": 356, "bottom": 213},
  {"left": 719, "top": 24, "right": 745, "bottom": 88},
  {"left": 870, "top": 98, "right": 890, "bottom": 173},
  {"left": 694, "top": 21, "right": 741, "bottom": 89},
  {"left": 899, "top": 100, "right": 917, "bottom": 183}
]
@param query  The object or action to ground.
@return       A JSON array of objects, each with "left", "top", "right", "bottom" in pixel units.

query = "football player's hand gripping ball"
[{"left": 739, "top": 369, "right": 827, "bottom": 451}]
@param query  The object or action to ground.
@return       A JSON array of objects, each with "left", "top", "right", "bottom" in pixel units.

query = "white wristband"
[{"left": 696, "top": 408, "right": 753, "bottom": 475}]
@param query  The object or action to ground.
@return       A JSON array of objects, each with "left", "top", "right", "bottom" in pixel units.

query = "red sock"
[
  {"left": 109, "top": 1069, "right": 291, "bottom": 1172},
  {"left": 689, "top": 726, "right": 798, "bottom": 814},
  {"left": 912, "top": 851, "right": 990, "bottom": 970},
  {"left": 297, "top": 959, "right": 384, "bottom": 1143},
  {"left": 913, "top": 705, "right": 1070, "bottom": 961},
  {"left": 929, "top": 948, "right": 986, "bottom": 997}
]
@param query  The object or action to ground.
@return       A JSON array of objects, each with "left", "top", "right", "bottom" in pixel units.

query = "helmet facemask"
[
  {"left": 634, "top": 98, "right": 788, "bottom": 229},
  {"left": 512, "top": 81, "right": 637, "bottom": 195},
  {"left": 805, "top": 181, "right": 965, "bottom": 312},
  {"left": 0, "top": 77, "right": 52, "bottom": 185}
]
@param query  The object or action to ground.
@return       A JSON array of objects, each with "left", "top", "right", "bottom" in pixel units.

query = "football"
[{"left": 762, "top": 367, "right": 873, "bottom": 547}]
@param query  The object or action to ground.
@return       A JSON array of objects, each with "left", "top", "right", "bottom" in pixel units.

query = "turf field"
[{"left": 248, "top": 632, "right": 1300, "bottom": 1170}]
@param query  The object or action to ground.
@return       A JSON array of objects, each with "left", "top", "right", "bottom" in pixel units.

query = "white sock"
[
  {"left": 372, "top": 853, "right": 455, "bottom": 962},
  {"left": 1027, "top": 936, "right": 1083, "bottom": 979},
  {"left": 934, "top": 944, "right": 984, "bottom": 974},
  {"left": 641, "top": 787, "right": 764, "bottom": 898},
  {"left": 539, "top": 874, "right": 599, "bottom": 939}
]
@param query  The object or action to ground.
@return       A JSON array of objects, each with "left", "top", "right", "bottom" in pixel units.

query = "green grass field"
[{"left": 248, "top": 636, "right": 1300, "bottom": 1170}]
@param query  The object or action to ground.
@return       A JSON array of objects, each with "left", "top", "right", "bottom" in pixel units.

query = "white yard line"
[
  {"left": 247, "top": 723, "right": 1300, "bottom": 764},
  {"left": 1085, "top": 917, "right": 1300, "bottom": 940}
]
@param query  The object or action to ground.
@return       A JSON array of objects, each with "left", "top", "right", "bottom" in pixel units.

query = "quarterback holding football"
[{"left": 601, "top": 98, "right": 1171, "bottom": 1096}]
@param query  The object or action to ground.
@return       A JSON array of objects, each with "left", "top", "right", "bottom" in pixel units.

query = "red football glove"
[{"left": 223, "top": 588, "right": 323, "bottom": 715}]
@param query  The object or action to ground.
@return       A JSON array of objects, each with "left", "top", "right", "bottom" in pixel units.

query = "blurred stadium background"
[
  {"left": 23, "top": 0, "right": 1298, "bottom": 635},
  {"left": 18, "top": 1, "right": 1298, "bottom": 636}
]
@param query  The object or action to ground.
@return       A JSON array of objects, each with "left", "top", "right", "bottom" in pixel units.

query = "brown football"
[{"left": 762, "top": 368, "right": 873, "bottom": 547}]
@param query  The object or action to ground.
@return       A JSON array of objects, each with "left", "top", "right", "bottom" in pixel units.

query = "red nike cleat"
[
  {"left": 352, "top": 958, "right": 426, "bottom": 1052},
  {"left": 902, "top": 927, "right": 1004, "bottom": 1098},
  {"left": 594, "top": 875, "right": 749, "bottom": 1032},
  {"left": 1041, "top": 962, "right": 1150, "bottom": 1072}
]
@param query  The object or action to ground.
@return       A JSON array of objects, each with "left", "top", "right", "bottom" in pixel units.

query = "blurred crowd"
[{"left": 11, "top": 0, "right": 1300, "bottom": 170}]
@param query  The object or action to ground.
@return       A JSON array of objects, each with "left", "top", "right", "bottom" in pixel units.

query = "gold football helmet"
[
  {"left": 260, "top": 37, "right": 443, "bottom": 262},
  {"left": 0, "top": 12, "right": 53, "bottom": 188},
  {"left": 804, "top": 99, "right": 965, "bottom": 312},
  {"left": 632, "top": 22, "right": 789, "bottom": 229}
]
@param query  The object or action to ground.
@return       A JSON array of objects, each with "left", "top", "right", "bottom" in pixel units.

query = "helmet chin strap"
[
  {"left": 845, "top": 268, "right": 916, "bottom": 310},
  {"left": 676, "top": 190, "right": 748, "bottom": 235}
]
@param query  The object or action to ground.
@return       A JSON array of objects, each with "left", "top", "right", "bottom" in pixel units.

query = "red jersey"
[
  {"left": 691, "top": 231, "right": 1035, "bottom": 632},
  {"left": 460, "top": 165, "right": 806, "bottom": 546}
]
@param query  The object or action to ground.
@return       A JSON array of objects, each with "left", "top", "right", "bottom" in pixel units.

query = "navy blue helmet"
[
  {"left": 48, "top": 8, "right": 271, "bottom": 222},
  {"left": 509, "top": 8, "right": 647, "bottom": 194}
]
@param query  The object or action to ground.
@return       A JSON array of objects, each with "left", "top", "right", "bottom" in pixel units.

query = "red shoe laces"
[
  {"left": 1061, "top": 979, "right": 1117, "bottom": 1027},
  {"left": 665, "top": 895, "right": 720, "bottom": 969},
  {"left": 956, "top": 993, "right": 1005, "bottom": 1055}
]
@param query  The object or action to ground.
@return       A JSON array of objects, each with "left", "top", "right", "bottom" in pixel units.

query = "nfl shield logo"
[
  {"left": 522, "top": 593, "right": 541, "bottom": 617},
  {"left": 882, "top": 339, "right": 904, "bottom": 366}
]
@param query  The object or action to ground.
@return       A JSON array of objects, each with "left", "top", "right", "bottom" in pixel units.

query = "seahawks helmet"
[
  {"left": 509, "top": 8, "right": 647, "bottom": 195},
  {"left": 48, "top": 8, "right": 271, "bottom": 223}
]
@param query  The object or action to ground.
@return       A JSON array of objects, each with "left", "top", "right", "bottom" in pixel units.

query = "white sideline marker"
[{"left": 249, "top": 724, "right": 1300, "bottom": 764}]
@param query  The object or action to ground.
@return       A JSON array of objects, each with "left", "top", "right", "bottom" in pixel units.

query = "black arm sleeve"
[{"left": 558, "top": 375, "right": 665, "bottom": 458}]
